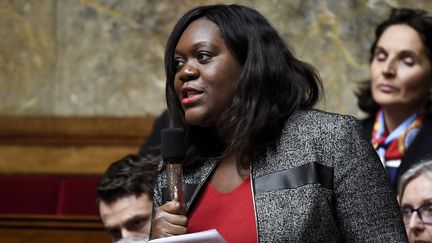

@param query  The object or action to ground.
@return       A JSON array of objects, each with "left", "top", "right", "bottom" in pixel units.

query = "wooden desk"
[{"left": 0, "top": 214, "right": 111, "bottom": 243}]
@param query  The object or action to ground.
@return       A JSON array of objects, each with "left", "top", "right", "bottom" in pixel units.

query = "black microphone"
[{"left": 161, "top": 128, "right": 185, "bottom": 204}]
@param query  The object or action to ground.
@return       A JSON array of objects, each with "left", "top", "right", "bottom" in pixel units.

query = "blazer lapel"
[{"left": 397, "top": 117, "right": 432, "bottom": 180}]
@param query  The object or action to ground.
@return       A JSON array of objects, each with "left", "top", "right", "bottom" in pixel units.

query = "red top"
[{"left": 188, "top": 176, "right": 258, "bottom": 243}]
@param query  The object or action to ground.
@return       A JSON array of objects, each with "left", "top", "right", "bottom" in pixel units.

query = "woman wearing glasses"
[
  {"left": 398, "top": 161, "right": 432, "bottom": 242},
  {"left": 356, "top": 8, "right": 432, "bottom": 188}
]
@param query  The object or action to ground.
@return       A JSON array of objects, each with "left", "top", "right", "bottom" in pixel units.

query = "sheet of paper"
[{"left": 149, "top": 229, "right": 227, "bottom": 243}]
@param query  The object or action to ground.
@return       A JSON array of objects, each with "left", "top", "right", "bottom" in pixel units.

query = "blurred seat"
[
  {"left": 56, "top": 176, "right": 99, "bottom": 216},
  {"left": 0, "top": 175, "right": 60, "bottom": 215},
  {"left": 0, "top": 175, "right": 99, "bottom": 216}
]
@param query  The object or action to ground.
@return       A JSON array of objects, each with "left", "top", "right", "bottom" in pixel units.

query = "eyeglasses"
[{"left": 401, "top": 204, "right": 432, "bottom": 225}]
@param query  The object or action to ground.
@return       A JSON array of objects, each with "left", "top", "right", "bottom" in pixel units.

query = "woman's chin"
[{"left": 185, "top": 114, "right": 215, "bottom": 128}]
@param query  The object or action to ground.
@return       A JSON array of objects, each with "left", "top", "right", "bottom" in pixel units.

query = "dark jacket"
[
  {"left": 138, "top": 110, "right": 171, "bottom": 157},
  {"left": 153, "top": 110, "right": 408, "bottom": 242},
  {"left": 362, "top": 115, "right": 432, "bottom": 188}
]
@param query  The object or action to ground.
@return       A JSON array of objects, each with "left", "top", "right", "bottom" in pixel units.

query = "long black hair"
[
  {"left": 356, "top": 8, "right": 432, "bottom": 116},
  {"left": 165, "top": 4, "right": 322, "bottom": 169}
]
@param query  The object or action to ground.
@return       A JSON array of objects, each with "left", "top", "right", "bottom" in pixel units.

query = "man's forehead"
[{"left": 100, "top": 194, "right": 152, "bottom": 226}]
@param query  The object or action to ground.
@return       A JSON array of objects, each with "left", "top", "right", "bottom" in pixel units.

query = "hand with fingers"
[{"left": 151, "top": 200, "right": 188, "bottom": 239}]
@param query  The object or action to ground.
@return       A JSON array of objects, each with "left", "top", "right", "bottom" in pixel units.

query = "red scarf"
[{"left": 372, "top": 111, "right": 424, "bottom": 160}]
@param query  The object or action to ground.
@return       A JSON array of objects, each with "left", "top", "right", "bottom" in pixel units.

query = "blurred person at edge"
[
  {"left": 151, "top": 4, "right": 407, "bottom": 242},
  {"left": 97, "top": 154, "right": 158, "bottom": 242},
  {"left": 356, "top": 8, "right": 432, "bottom": 188},
  {"left": 398, "top": 160, "right": 432, "bottom": 243},
  {"left": 137, "top": 110, "right": 170, "bottom": 157}
]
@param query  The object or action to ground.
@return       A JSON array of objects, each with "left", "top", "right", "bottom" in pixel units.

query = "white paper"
[{"left": 149, "top": 229, "right": 227, "bottom": 243}]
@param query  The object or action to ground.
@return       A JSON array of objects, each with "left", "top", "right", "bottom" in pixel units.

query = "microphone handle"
[{"left": 166, "top": 163, "right": 184, "bottom": 204}]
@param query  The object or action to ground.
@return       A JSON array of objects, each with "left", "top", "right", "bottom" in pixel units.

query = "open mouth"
[
  {"left": 180, "top": 88, "right": 203, "bottom": 105},
  {"left": 184, "top": 90, "right": 202, "bottom": 98}
]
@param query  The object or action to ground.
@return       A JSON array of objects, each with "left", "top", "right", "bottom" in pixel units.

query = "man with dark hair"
[{"left": 97, "top": 154, "right": 158, "bottom": 242}]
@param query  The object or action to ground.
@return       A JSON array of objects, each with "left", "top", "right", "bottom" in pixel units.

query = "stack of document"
[{"left": 149, "top": 229, "right": 227, "bottom": 243}]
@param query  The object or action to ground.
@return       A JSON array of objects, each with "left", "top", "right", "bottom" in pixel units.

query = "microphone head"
[{"left": 161, "top": 128, "right": 185, "bottom": 163}]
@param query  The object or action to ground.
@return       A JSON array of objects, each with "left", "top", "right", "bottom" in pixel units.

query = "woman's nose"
[
  {"left": 407, "top": 211, "right": 425, "bottom": 231},
  {"left": 179, "top": 63, "right": 199, "bottom": 82},
  {"left": 381, "top": 58, "right": 396, "bottom": 77}
]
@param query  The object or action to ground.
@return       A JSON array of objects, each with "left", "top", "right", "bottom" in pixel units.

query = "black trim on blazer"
[
  {"left": 161, "top": 183, "right": 199, "bottom": 206},
  {"left": 254, "top": 162, "right": 334, "bottom": 194},
  {"left": 161, "top": 160, "right": 219, "bottom": 212},
  {"left": 161, "top": 187, "right": 169, "bottom": 205}
]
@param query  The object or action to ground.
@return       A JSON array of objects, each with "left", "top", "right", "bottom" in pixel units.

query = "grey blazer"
[{"left": 153, "top": 109, "right": 408, "bottom": 242}]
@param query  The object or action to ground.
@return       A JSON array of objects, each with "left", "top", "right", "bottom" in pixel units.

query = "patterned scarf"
[{"left": 371, "top": 110, "right": 424, "bottom": 184}]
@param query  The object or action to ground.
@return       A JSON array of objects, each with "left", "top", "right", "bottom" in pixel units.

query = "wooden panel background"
[
  {"left": 0, "top": 116, "right": 156, "bottom": 174},
  {"left": 0, "top": 214, "right": 110, "bottom": 243}
]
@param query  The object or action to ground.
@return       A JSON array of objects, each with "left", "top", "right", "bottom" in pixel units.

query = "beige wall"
[{"left": 1, "top": 0, "right": 431, "bottom": 117}]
